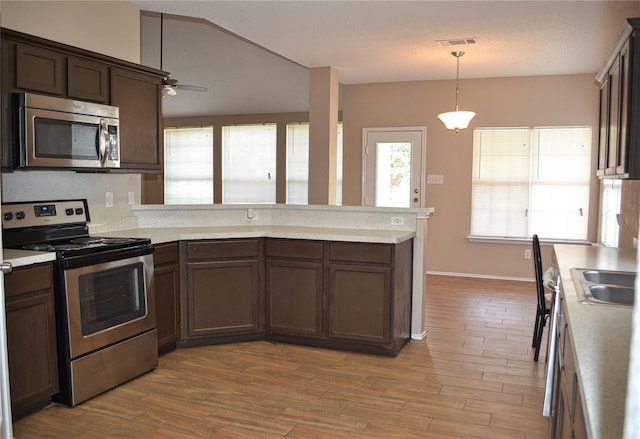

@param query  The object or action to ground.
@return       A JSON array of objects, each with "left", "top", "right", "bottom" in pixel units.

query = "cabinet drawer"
[
  {"left": 187, "top": 240, "right": 259, "bottom": 260},
  {"left": 154, "top": 242, "right": 179, "bottom": 265},
  {"left": 266, "top": 239, "right": 322, "bottom": 260},
  {"left": 329, "top": 242, "right": 392, "bottom": 265},
  {"left": 4, "top": 264, "right": 53, "bottom": 298}
]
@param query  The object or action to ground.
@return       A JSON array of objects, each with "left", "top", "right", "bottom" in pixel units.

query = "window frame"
[{"left": 469, "top": 126, "right": 592, "bottom": 244}]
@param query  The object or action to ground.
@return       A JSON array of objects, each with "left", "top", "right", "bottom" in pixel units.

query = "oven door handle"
[{"left": 543, "top": 285, "right": 561, "bottom": 417}]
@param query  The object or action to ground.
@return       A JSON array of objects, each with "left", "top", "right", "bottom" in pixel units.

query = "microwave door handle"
[{"left": 98, "top": 119, "right": 109, "bottom": 167}]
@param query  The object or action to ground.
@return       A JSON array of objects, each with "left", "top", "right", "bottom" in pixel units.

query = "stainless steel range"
[{"left": 2, "top": 199, "right": 157, "bottom": 406}]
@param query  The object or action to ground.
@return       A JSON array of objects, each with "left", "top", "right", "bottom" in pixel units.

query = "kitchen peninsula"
[
  {"left": 116, "top": 204, "right": 431, "bottom": 355},
  {"left": 5, "top": 204, "right": 433, "bottom": 357}
]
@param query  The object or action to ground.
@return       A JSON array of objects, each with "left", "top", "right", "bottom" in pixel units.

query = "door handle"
[{"left": 1, "top": 261, "right": 12, "bottom": 274}]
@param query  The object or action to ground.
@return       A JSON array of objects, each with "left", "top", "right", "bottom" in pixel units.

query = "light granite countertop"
[
  {"left": 553, "top": 244, "right": 637, "bottom": 439},
  {"left": 2, "top": 225, "right": 415, "bottom": 268},
  {"left": 2, "top": 248, "right": 56, "bottom": 268},
  {"left": 95, "top": 225, "right": 416, "bottom": 246}
]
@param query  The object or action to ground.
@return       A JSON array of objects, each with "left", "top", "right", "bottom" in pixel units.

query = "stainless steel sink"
[
  {"left": 581, "top": 270, "right": 636, "bottom": 287},
  {"left": 570, "top": 268, "right": 637, "bottom": 307},
  {"left": 588, "top": 285, "right": 635, "bottom": 305}
]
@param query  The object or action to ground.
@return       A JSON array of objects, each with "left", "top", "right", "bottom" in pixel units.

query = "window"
[
  {"left": 599, "top": 179, "right": 621, "bottom": 247},
  {"left": 285, "top": 122, "right": 344, "bottom": 205},
  {"left": 470, "top": 127, "right": 592, "bottom": 241},
  {"left": 286, "top": 123, "right": 309, "bottom": 204},
  {"left": 222, "top": 124, "right": 277, "bottom": 204},
  {"left": 164, "top": 127, "right": 214, "bottom": 204}
]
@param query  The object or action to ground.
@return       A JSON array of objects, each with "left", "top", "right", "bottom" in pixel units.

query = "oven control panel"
[{"left": 2, "top": 199, "right": 89, "bottom": 229}]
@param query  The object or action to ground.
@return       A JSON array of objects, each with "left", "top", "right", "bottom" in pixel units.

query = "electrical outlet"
[
  {"left": 391, "top": 216, "right": 404, "bottom": 226},
  {"left": 524, "top": 249, "right": 531, "bottom": 259},
  {"left": 128, "top": 191, "right": 135, "bottom": 205}
]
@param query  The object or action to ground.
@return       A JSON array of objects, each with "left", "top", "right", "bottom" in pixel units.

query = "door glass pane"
[{"left": 375, "top": 142, "right": 411, "bottom": 207}]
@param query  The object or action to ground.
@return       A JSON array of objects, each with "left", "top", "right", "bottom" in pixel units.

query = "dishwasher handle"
[{"left": 543, "top": 285, "right": 561, "bottom": 417}]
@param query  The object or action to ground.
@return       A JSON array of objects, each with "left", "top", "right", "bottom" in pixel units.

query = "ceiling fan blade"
[{"left": 175, "top": 84, "right": 208, "bottom": 92}]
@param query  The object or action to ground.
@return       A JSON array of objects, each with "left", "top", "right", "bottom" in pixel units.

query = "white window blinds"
[
  {"left": 222, "top": 124, "right": 277, "bottom": 204},
  {"left": 164, "top": 127, "right": 214, "bottom": 205},
  {"left": 286, "top": 123, "right": 309, "bottom": 204},
  {"left": 471, "top": 127, "right": 591, "bottom": 241},
  {"left": 285, "top": 122, "right": 344, "bottom": 205}
]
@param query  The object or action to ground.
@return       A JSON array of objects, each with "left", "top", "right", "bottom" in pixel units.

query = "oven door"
[{"left": 63, "top": 252, "right": 155, "bottom": 359}]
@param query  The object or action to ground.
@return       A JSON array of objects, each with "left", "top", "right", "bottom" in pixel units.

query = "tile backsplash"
[{"left": 1, "top": 170, "right": 140, "bottom": 230}]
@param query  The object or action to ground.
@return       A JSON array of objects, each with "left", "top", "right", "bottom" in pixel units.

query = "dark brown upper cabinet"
[
  {"left": 1, "top": 28, "right": 166, "bottom": 171},
  {"left": 597, "top": 18, "right": 640, "bottom": 179}
]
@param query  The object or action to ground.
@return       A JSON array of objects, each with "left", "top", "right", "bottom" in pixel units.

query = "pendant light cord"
[{"left": 453, "top": 51, "right": 463, "bottom": 112}]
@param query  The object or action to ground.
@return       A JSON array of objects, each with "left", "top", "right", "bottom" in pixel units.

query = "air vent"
[{"left": 435, "top": 37, "right": 477, "bottom": 46}]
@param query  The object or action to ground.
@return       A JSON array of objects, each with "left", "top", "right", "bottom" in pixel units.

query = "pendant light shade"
[
  {"left": 437, "top": 110, "right": 476, "bottom": 130},
  {"left": 438, "top": 51, "right": 475, "bottom": 132}
]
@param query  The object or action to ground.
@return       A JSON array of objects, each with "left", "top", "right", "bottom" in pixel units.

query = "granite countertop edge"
[{"left": 3, "top": 225, "right": 416, "bottom": 267}]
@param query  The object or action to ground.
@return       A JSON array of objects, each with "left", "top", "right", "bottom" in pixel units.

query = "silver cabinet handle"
[{"left": 0, "top": 262, "right": 12, "bottom": 274}]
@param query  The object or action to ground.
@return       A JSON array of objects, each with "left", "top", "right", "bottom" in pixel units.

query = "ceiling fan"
[{"left": 160, "top": 13, "right": 208, "bottom": 97}]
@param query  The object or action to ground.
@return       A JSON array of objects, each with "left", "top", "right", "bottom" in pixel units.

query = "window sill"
[{"left": 467, "top": 236, "right": 591, "bottom": 246}]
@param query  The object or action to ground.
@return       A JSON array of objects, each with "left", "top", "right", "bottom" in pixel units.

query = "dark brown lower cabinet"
[
  {"left": 153, "top": 242, "right": 180, "bottom": 354},
  {"left": 327, "top": 240, "right": 412, "bottom": 355},
  {"left": 328, "top": 263, "right": 391, "bottom": 343},
  {"left": 4, "top": 263, "right": 58, "bottom": 420},
  {"left": 553, "top": 298, "right": 587, "bottom": 439},
  {"left": 266, "top": 239, "right": 324, "bottom": 338},
  {"left": 266, "top": 238, "right": 413, "bottom": 356},
  {"left": 182, "top": 239, "right": 264, "bottom": 345}
]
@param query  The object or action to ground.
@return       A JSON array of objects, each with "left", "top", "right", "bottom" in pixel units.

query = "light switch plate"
[
  {"left": 427, "top": 174, "right": 444, "bottom": 184},
  {"left": 105, "top": 191, "right": 114, "bottom": 208}
]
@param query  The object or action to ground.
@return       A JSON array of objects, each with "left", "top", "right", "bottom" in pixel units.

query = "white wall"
[{"left": 1, "top": 1, "right": 143, "bottom": 227}]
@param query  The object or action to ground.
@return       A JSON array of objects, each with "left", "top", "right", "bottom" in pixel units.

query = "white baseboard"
[
  {"left": 411, "top": 331, "right": 426, "bottom": 341},
  {"left": 426, "top": 270, "right": 534, "bottom": 283}
]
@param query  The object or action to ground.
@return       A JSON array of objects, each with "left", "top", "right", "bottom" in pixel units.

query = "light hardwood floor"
[{"left": 13, "top": 275, "right": 549, "bottom": 438}]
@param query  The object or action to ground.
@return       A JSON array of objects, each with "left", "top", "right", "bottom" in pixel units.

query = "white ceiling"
[{"left": 132, "top": 0, "right": 640, "bottom": 117}]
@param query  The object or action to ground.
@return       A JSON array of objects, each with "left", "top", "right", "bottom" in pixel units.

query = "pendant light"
[{"left": 437, "top": 51, "right": 475, "bottom": 132}]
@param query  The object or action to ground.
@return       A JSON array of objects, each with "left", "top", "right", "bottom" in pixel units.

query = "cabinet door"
[
  {"left": 607, "top": 59, "right": 621, "bottom": 176},
  {"left": 111, "top": 67, "right": 162, "bottom": 170},
  {"left": 187, "top": 260, "right": 261, "bottom": 337},
  {"left": 597, "top": 78, "right": 610, "bottom": 176},
  {"left": 616, "top": 41, "right": 630, "bottom": 175},
  {"left": 573, "top": 388, "right": 588, "bottom": 439},
  {"left": 15, "top": 43, "right": 64, "bottom": 95},
  {"left": 153, "top": 243, "right": 180, "bottom": 353},
  {"left": 328, "top": 263, "right": 391, "bottom": 343},
  {"left": 67, "top": 57, "right": 109, "bottom": 103},
  {"left": 266, "top": 259, "right": 323, "bottom": 337},
  {"left": 4, "top": 264, "right": 58, "bottom": 420}
]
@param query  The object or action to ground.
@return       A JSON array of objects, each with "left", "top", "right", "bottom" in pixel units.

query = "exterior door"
[{"left": 362, "top": 127, "right": 425, "bottom": 207}]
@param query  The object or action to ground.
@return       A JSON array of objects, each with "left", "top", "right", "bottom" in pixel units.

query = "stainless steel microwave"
[{"left": 14, "top": 92, "right": 120, "bottom": 170}]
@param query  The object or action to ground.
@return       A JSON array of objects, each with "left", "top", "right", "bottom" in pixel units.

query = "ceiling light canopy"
[{"left": 437, "top": 51, "right": 475, "bottom": 133}]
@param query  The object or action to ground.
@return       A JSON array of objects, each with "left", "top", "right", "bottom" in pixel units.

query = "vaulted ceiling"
[{"left": 132, "top": 1, "right": 640, "bottom": 117}]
